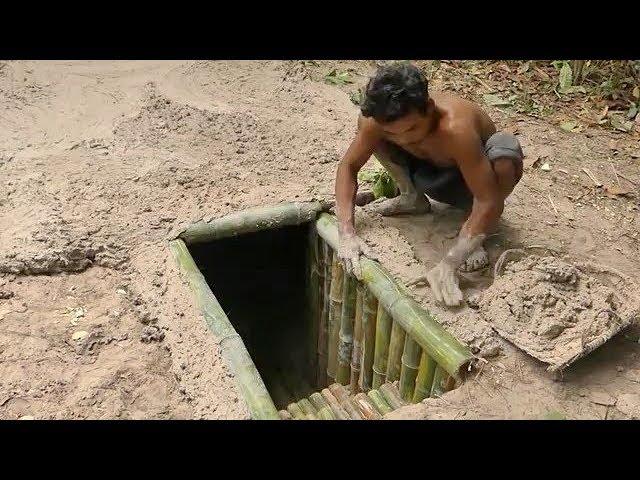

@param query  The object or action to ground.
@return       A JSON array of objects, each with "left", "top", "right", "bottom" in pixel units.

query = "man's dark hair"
[{"left": 361, "top": 62, "right": 428, "bottom": 123}]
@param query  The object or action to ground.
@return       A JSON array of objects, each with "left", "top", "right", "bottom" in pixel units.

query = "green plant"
[
  {"left": 324, "top": 69, "right": 353, "bottom": 86},
  {"left": 358, "top": 168, "right": 397, "bottom": 199}
]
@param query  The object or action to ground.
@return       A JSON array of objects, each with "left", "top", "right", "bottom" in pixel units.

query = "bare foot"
[
  {"left": 459, "top": 245, "right": 489, "bottom": 272},
  {"left": 364, "top": 194, "right": 431, "bottom": 216}
]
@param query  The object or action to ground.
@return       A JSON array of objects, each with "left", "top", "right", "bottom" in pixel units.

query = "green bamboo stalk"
[
  {"left": 169, "top": 239, "right": 278, "bottom": 420},
  {"left": 430, "top": 365, "right": 448, "bottom": 398},
  {"left": 386, "top": 322, "right": 406, "bottom": 382},
  {"left": 372, "top": 305, "right": 392, "bottom": 389},
  {"left": 349, "top": 284, "right": 365, "bottom": 394},
  {"left": 413, "top": 352, "right": 437, "bottom": 403},
  {"left": 278, "top": 410, "right": 292, "bottom": 420},
  {"left": 328, "top": 383, "right": 363, "bottom": 420},
  {"left": 367, "top": 389, "right": 393, "bottom": 415},
  {"left": 361, "top": 288, "right": 378, "bottom": 391},
  {"left": 309, "top": 392, "right": 336, "bottom": 420},
  {"left": 286, "top": 402, "right": 305, "bottom": 420},
  {"left": 326, "top": 253, "right": 344, "bottom": 383},
  {"left": 399, "top": 337, "right": 421, "bottom": 402},
  {"left": 315, "top": 213, "right": 473, "bottom": 381},
  {"left": 353, "top": 393, "right": 382, "bottom": 420},
  {"left": 178, "top": 201, "right": 324, "bottom": 245},
  {"left": 380, "top": 383, "right": 407, "bottom": 410},
  {"left": 336, "top": 274, "right": 357, "bottom": 385},
  {"left": 321, "top": 388, "right": 350, "bottom": 420}
]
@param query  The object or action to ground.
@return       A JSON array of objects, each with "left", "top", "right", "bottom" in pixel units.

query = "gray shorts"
[{"left": 385, "top": 131, "right": 524, "bottom": 210}]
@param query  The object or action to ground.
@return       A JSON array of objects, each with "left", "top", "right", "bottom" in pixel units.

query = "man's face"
[{"left": 380, "top": 109, "right": 431, "bottom": 145}]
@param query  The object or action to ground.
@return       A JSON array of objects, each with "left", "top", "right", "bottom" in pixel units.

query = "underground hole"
[{"left": 188, "top": 223, "right": 320, "bottom": 409}]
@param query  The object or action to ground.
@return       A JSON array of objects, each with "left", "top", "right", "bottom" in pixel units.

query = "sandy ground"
[{"left": 1, "top": 60, "right": 639, "bottom": 420}]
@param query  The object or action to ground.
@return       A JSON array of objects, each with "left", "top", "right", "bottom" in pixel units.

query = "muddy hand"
[
  {"left": 426, "top": 261, "right": 464, "bottom": 307},
  {"left": 337, "top": 233, "right": 373, "bottom": 280}
]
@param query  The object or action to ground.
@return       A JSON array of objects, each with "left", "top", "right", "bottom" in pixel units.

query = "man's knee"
[{"left": 492, "top": 157, "right": 521, "bottom": 198}]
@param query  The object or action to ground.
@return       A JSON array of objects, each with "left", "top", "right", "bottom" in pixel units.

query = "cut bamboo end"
[
  {"left": 372, "top": 369, "right": 387, "bottom": 390},
  {"left": 367, "top": 389, "right": 393, "bottom": 416},
  {"left": 278, "top": 410, "right": 292, "bottom": 420},
  {"left": 353, "top": 393, "right": 383, "bottom": 420},
  {"left": 399, "top": 337, "right": 421, "bottom": 402},
  {"left": 413, "top": 351, "right": 437, "bottom": 403},
  {"left": 379, "top": 383, "right": 407, "bottom": 410},
  {"left": 328, "top": 383, "right": 363, "bottom": 420},
  {"left": 318, "top": 408, "right": 335, "bottom": 420},
  {"left": 321, "top": 388, "right": 350, "bottom": 420},
  {"left": 178, "top": 201, "right": 324, "bottom": 245},
  {"left": 286, "top": 402, "right": 305, "bottom": 420},
  {"left": 298, "top": 398, "right": 318, "bottom": 417},
  {"left": 386, "top": 322, "right": 406, "bottom": 383},
  {"left": 361, "top": 288, "right": 378, "bottom": 392},
  {"left": 327, "top": 252, "right": 344, "bottom": 381}
]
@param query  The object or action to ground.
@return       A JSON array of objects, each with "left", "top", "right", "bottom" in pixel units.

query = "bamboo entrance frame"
[{"left": 169, "top": 202, "right": 473, "bottom": 420}]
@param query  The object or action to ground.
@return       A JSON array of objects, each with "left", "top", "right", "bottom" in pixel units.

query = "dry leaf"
[{"left": 605, "top": 185, "right": 633, "bottom": 197}]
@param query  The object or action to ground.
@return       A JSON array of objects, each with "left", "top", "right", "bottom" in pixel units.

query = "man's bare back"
[{"left": 334, "top": 63, "right": 524, "bottom": 307}]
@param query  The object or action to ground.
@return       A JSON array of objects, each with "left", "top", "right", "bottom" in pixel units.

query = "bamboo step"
[{"left": 280, "top": 382, "right": 409, "bottom": 420}]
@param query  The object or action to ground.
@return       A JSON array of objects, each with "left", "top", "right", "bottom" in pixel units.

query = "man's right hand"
[{"left": 337, "top": 232, "right": 372, "bottom": 280}]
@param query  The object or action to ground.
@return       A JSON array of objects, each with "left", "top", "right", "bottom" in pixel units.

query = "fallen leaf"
[
  {"left": 559, "top": 62, "right": 573, "bottom": 91},
  {"left": 633, "top": 86, "right": 639, "bottom": 99},
  {"left": 560, "top": 121, "right": 580, "bottom": 132},
  {"left": 541, "top": 163, "right": 551, "bottom": 171}
]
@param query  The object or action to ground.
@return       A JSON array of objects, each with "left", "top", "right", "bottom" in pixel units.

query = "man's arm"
[
  {"left": 334, "top": 116, "right": 380, "bottom": 278},
  {"left": 426, "top": 130, "right": 503, "bottom": 306}
]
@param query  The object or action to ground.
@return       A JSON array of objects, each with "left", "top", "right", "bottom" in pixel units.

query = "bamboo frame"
[
  {"left": 430, "top": 365, "right": 448, "bottom": 398},
  {"left": 286, "top": 402, "right": 305, "bottom": 420},
  {"left": 321, "top": 388, "right": 350, "bottom": 420},
  {"left": 169, "top": 239, "right": 279, "bottom": 420},
  {"left": 317, "top": 240, "right": 331, "bottom": 388},
  {"left": 308, "top": 224, "right": 320, "bottom": 387},
  {"left": 309, "top": 392, "right": 336, "bottom": 420},
  {"left": 329, "top": 383, "right": 363, "bottom": 420},
  {"left": 315, "top": 213, "right": 473, "bottom": 381},
  {"left": 353, "top": 393, "right": 383, "bottom": 420}
]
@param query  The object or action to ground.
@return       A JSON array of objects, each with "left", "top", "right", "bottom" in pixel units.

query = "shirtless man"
[{"left": 334, "top": 62, "right": 524, "bottom": 307}]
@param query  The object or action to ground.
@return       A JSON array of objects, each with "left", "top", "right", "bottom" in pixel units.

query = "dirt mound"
[{"left": 478, "top": 255, "right": 640, "bottom": 371}]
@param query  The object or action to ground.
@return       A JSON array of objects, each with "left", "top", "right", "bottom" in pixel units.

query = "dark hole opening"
[{"left": 188, "top": 224, "right": 317, "bottom": 409}]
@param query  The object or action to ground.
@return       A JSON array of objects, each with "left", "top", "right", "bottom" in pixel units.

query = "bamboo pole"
[
  {"left": 298, "top": 398, "right": 319, "bottom": 419},
  {"left": 326, "top": 253, "right": 344, "bottom": 383},
  {"left": 328, "top": 383, "right": 363, "bottom": 420},
  {"left": 321, "top": 388, "right": 350, "bottom": 420},
  {"left": 316, "top": 239, "right": 331, "bottom": 388},
  {"left": 361, "top": 288, "right": 378, "bottom": 391},
  {"left": 380, "top": 383, "right": 407, "bottom": 410},
  {"left": 309, "top": 392, "right": 336, "bottom": 420},
  {"left": 169, "top": 239, "right": 279, "bottom": 420},
  {"left": 178, "top": 201, "right": 324, "bottom": 245},
  {"left": 413, "top": 352, "right": 437, "bottom": 403},
  {"left": 286, "top": 402, "right": 305, "bottom": 420},
  {"left": 386, "top": 322, "right": 406, "bottom": 383},
  {"left": 367, "top": 389, "right": 392, "bottom": 416},
  {"left": 349, "top": 284, "right": 365, "bottom": 394},
  {"left": 278, "top": 410, "right": 292, "bottom": 420},
  {"left": 308, "top": 224, "right": 320, "bottom": 387},
  {"left": 399, "top": 337, "right": 421, "bottom": 402},
  {"left": 430, "top": 365, "right": 448, "bottom": 398},
  {"left": 336, "top": 273, "right": 357, "bottom": 385},
  {"left": 372, "top": 305, "right": 392, "bottom": 389},
  {"left": 353, "top": 393, "right": 383, "bottom": 420},
  {"left": 315, "top": 213, "right": 473, "bottom": 381}
]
